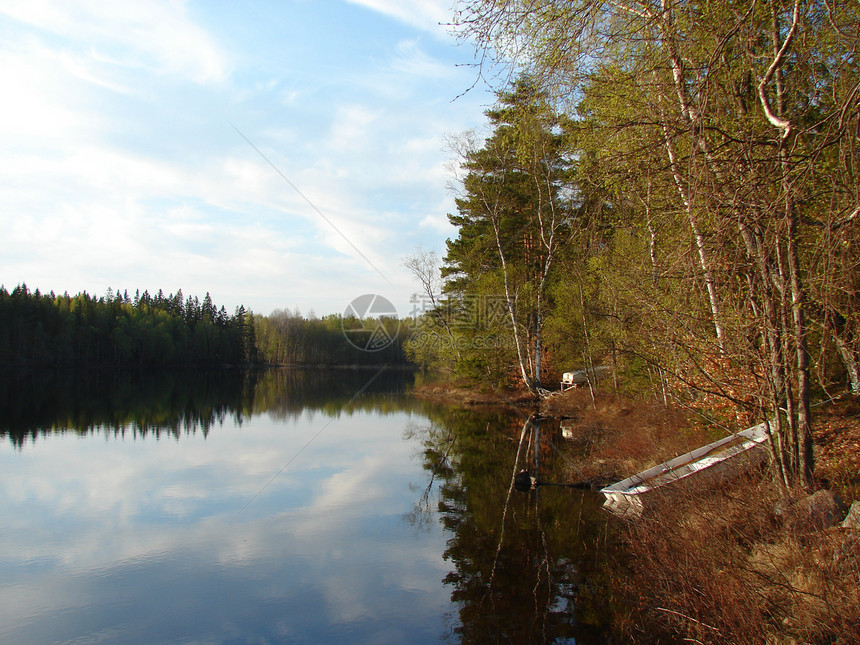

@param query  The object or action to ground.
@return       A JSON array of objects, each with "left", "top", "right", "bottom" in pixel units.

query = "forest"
[
  {"left": 403, "top": 0, "right": 860, "bottom": 487},
  {"left": 0, "top": 284, "right": 407, "bottom": 370},
  {"left": 254, "top": 308, "right": 407, "bottom": 366},
  {"left": 0, "top": 284, "right": 257, "bottom": 368}
]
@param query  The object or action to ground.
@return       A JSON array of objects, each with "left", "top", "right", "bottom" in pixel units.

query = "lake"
[{"left": 0, "top": 368, "right": 614, "bottom": 644}]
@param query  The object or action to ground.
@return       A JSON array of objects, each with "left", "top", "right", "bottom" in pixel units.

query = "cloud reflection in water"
[{"left": 0, "top": 406, "right": 451, "bottom": 644}]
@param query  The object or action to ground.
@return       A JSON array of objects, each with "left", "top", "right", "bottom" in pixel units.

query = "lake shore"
[
  {"left": 410, "top": 379, "right": 539, "bottom": 408},
  {"left": 413, "top": 378, "right": 860, "bottom": 643},
  {"left": 412, "top": 379, "right": 860, "bottom": 496}
]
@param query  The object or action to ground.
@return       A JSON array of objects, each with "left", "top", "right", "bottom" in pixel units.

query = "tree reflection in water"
[
  {"left": 0, "top": 367, "right": 417, "bottom": 447},
  {"left": 2, "top": 367, "right": 620, "bottom": 640},
  {"left": 408, "top": 408, "right": 617, "bottom": 643}
]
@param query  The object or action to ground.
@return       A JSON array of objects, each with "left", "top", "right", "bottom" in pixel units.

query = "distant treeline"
[
  {"left": 0, "top": 284, "right": 409, "bottom": 369},
  {"left": 254, "top": 308, "right": 408, "bottom": 366},
  {"left": 0, "top": 284, "right": 256, "bottom": 368}
]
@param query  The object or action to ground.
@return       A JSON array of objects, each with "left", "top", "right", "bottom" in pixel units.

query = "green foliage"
[
  {"left": 441, "top": 79, "right": 576, "bottom": 387},
  {"left": 0, "top": 284, "right": 255, "bottom": 368},
  {"left": 452, "top": 0, "right": 860, "bottom": 484},
  {"left": 0, "top": 284, "right": 410, "bottom": 369},
  {"left": 254, "top": 309, "right": 407, "bottom": 366}
]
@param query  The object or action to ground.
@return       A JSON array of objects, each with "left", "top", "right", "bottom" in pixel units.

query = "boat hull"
[{"left": 600, "top": 423, "right": 770, "bottom": 518}]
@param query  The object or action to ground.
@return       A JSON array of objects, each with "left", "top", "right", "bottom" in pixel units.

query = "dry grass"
[
  {"left": 545, "top": 389, "right": 860, "bottom": 643},
  {"left": 611, "top": 475, "right": 860, "bottom": 644},
  {"left": 541, "top": 387, "right": 714, "bottom": 484},
  {"left": 411, "top": 378, "right": 537, "bottom": 408},
  {"left": 813, "top": 397, "right": 860, "bottom": 502}
]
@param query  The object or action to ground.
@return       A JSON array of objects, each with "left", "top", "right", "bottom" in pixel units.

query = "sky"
[{"left": 0, "top": 0, "right": 500, "bottom": 317}]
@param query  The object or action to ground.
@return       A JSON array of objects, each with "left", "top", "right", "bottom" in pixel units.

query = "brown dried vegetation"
[
  {"left": 541, "top": 387, "right": 714, "bottom": 485},
  {"left": 813, "top": 397, "right": 860, "bottom": 502},
  {"left": 411, "top": 378, "right": 537, "bottom": 408},
  {"left": 612, "top": 476, "right": 860, "bottom": 644},
  {"left": 540, "top": 386, "right": 860, "bottom": 643}
]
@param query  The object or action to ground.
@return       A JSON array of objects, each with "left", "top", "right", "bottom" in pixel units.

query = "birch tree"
[
  {"left": 444, "top": 80, "right": 574, "bottom": 393},
  {"left": 454, "top": 0, "right": 860, "bottom": 485}
]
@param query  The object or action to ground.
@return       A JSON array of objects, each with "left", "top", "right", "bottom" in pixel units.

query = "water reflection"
[
  {"left": 0, "top": 368, "right": 451, "bottom": 644},
  {"left": 0, "top": 367, "right": 417, "bottom": 446},
  {"left": 408, "top": 411, "right": 614, "bottom": 643},
  {"left": 0, "top": 369, "right": 616, "bottom": 643}
]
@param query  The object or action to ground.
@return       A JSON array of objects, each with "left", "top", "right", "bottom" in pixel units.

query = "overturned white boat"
[{"left": 601, "top": 422, "right": 770, "bottom": 518}]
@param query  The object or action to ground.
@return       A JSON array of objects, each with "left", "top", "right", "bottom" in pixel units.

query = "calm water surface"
[{"left": 0, "top": 369, "right": 613, "bottom": 644}]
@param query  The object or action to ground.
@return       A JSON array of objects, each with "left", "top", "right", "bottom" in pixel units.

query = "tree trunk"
[
  {"left": 657, "top": 102, "right": 726, "bottom": 349},
  {"left": 787, "top": 205, "right": 814, "bottom": 486},
  {"left": 833, "top": 331, "right": 860, "bottom": 394},
  {"left": 490, "top": 212, "right": 537, "bottom": 393}
]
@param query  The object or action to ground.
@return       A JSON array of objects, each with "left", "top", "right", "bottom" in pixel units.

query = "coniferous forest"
[
  {"left": 0, "top": 285, "right": 257, "bottom": 368},
  {"left": 0, "top": 284, "right": 407, "bottom": 369}
]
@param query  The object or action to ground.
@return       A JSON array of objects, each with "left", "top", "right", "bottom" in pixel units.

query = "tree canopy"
[
  {"left": 414, "top": 0, "right": 860, "bottom": 485},
  {"left": 0, "top": 284, "right": 255, "bottom": 368}
]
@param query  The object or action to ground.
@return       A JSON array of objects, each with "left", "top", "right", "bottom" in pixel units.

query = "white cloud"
[
  {"left": 327, "top": 104, "right": 382, "bottom": 152},
  {"left": 57, "top": 50, "right": 136, "bottom": 94},
  {"left": 0, "top": 0, "right": 230, "bottom": 84},
  {"left": 0, "top": 46, "right": 91, "bottom": 143},
  {"left": 0, "top": 0, "right": 494, "bottom": 314},
  {"left": 391, "top": 38, "right": 457, "bottom": 79},
  {"left": 420, "top": 211, "right": 456, "bottom": 234},
  {"left": 345, "top": 0, "right": 455, "bottom": 34}
]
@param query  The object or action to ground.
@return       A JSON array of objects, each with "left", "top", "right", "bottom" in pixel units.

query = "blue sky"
[{"left": 0, "top": 0, "right": 499, "bottom": 316}]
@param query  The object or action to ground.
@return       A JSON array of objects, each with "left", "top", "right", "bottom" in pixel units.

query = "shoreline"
[
  {"left": 410, "top": 379, "right": 539, "bottom": 408},
  {"left": 413, "top": 378, "right": 860, "bottom": 642},
  {"left": 411, "top": 378, "right": 860, "bottom": 498}
]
